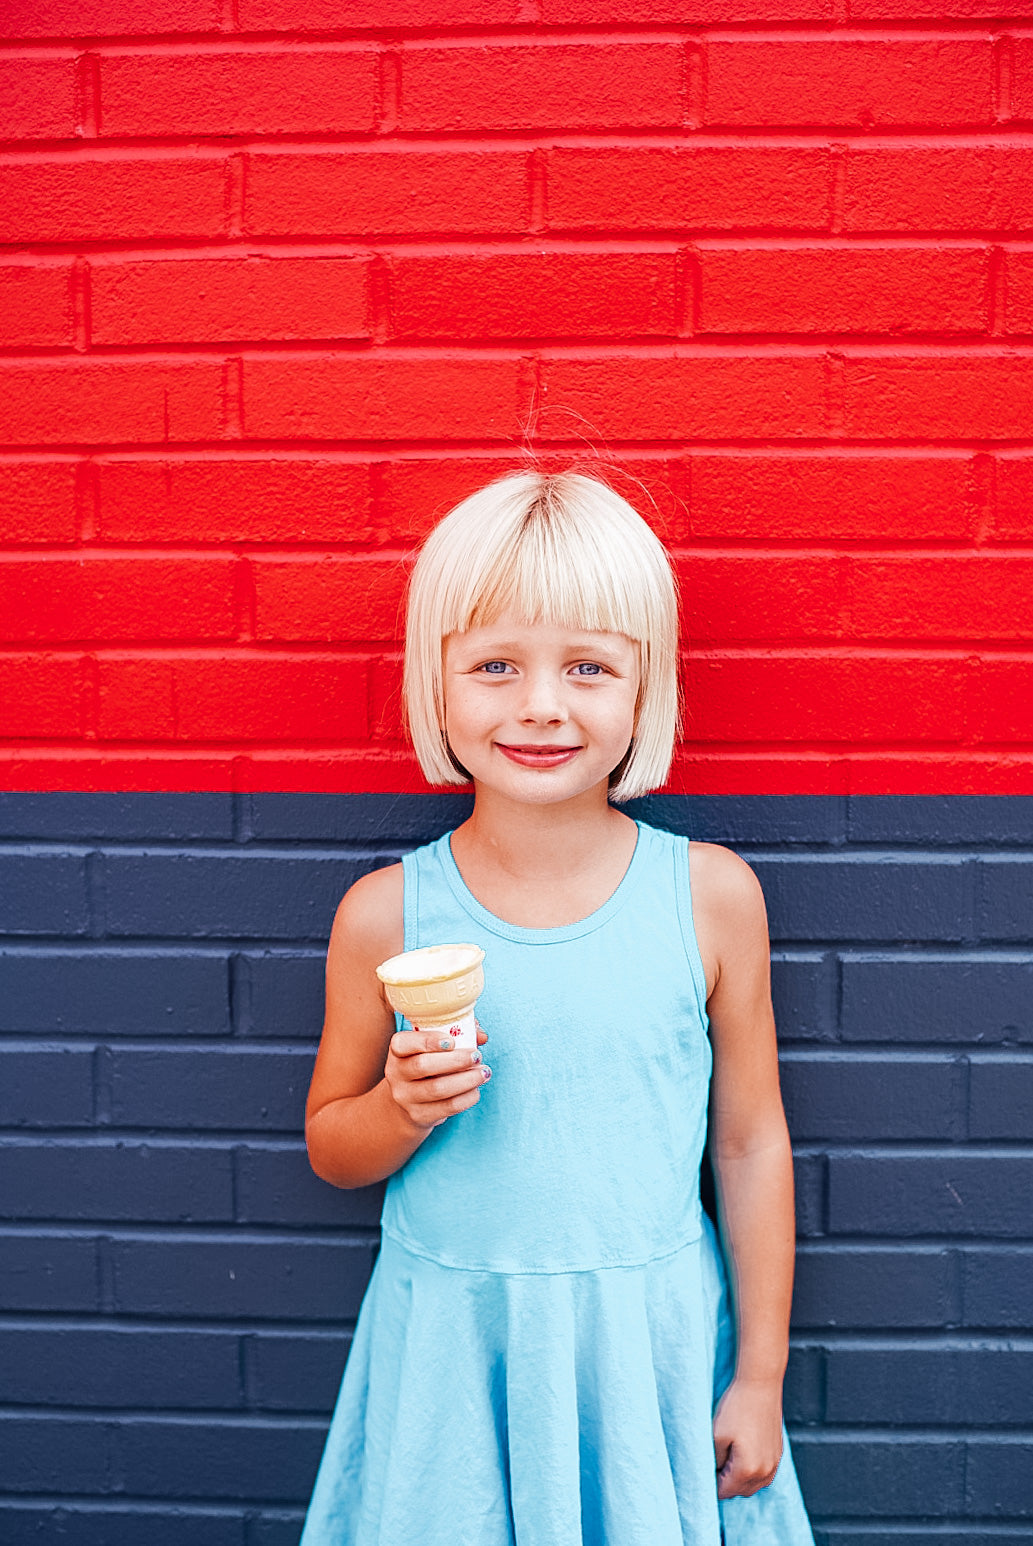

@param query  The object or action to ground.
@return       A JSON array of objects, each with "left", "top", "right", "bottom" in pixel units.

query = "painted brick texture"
[
  {"left": 1, "top": 5, "right": 1032, "bottom": 796},
  {"left": 1, "top": 793, "right": 1032, "bottom": 1545}
]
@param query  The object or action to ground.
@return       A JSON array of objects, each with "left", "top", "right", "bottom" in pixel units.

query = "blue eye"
[
  {"left": 480, "top": 661, "right": 510, "bottom": 675},
  {"left": 573, "top": 662, "right": 603, "bottom": 676}
]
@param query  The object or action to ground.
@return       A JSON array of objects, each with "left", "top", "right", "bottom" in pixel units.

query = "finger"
[
  {"left": 396, "top": 1047, "right": 484, "bottom": 1083},
  {"left": 407, "top": 1065, "right": 492, "bottom": 1108},
  {"left": 390, "top": 1029, "right": 462, "bottom": 1059},
  {"left": 476, "top": 1027, "right": 488, "bottom": 1045}
]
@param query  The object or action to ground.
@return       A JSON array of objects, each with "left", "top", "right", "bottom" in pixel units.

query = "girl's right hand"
[{"left": 384, "top": 1027, "right": 491, "bottom": 1130}]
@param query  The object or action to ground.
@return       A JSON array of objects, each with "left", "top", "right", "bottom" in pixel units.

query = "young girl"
[{"left": 301, "top": 472, "right": 815, "bottom": 1546}]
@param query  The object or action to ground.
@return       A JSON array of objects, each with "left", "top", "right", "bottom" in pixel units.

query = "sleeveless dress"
[{"left": 300, "top": 821, "right": 815, "bottom": 1546}]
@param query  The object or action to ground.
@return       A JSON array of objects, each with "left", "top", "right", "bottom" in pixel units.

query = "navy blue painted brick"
[
  {"left": 234, "top": 1145, "right": 384, "bottom": 1228},
  {"left": 847, "top": 795, "right": 1033, "bottom": 846},
  {"left": 965, "top": 1438, "right": 1033, "bottom": 1516},
  {"left": 772, "top": 954, "right": 835, "bottom": 1042},
  {"left": 0, "top": 1326, "right": 242, "bottom": 1409},
  {"left": 823, "top": 1342, "right": 1033, "bottom": 1425},
  {"left": 0, "top": 1233, "right": 98, "bottom": 1312},
  {"left": 962, "top": 1246, "right": 1033, "bottom": 1328},
  {"left": 102, "top": 854, "right": 361, "bottom": 941},
  {"left": 115, "top": 1415, "right": 324, "bottom": 1502},
  {"left": 0, "top": 792, "right": 234, "bottom": 841},
  {"left": 236, "top": 953, "right": 325, "bottom": 1040},
  {"left": 977, "top": 858, "right": 1033, "bottom": 942},
  {"left": 0, "top": 949, "right": 230, "bottom": 1036},
  {"left": 0, "top": 1046, "right": 94, "bottom": 1127},
  {"left": 816, "top": 1532, "right": 1033, "bottom": 1546},
  {"left": 0, "top": 1141, "right": 234, "bottom": 1223},
  {"left": 780, "top": 1054, "right": 957, "bottom": 1141},
  {"left": 0, "top": 1504, "right": 246, "bottom": 1546},
  {"left": 792, "top": 1436, "right": 964, "bottom": 1517},
  {"left": 0, "top": 853, "right": 89, "bottom": 936},
  {"left": 630, "top": 793, "right": 847, "bottom": 844},
  {"left": 840, "top": 958, "right": 1033, "bottom": 1044},
  {"left": 0, "top": 1413, "right": 113, "bottom": 1493},
  {"left": 783, "top": 1343, "right": 824, "bottom": 1426},
  {"left": 247, "top": 791, "right": 472, "bottom": 843},
  {"left": 112, "top": 1236, "right": 376, "bottom": 1320},
  {"left": 968, "top": 1056, "right": 1033, "bottom": 1138},
  {"left": 794, "top": 1153, "right": 826, "bottom": 1237},
  {"left": 751, "top": 857, "right": 974, "bottom": 944},
  {"left": 245, "top": 1330, "right": 349, "bottom": 1413},
  {"left": 792, "top": 1246, "right": 953, "bottom": 1329},
  {"left": 109, "top": 1048, "right": 312, "bottom": 1132},
  {"left": 829, "top": 1153, "right": 1033, "bottom": 1238}
]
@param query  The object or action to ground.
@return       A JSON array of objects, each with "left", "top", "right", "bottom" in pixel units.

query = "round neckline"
[{"left": 440, "top": 820, "right": 651, "bottom": 943}]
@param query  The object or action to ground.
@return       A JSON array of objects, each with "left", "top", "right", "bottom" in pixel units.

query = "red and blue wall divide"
[{"left": 2, "top": 2, "right": 1033, "bottom": 1543}]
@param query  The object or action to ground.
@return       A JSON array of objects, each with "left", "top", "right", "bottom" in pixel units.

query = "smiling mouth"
[{"left": 495, "top": 744, "right": 582, "bottom": 767}]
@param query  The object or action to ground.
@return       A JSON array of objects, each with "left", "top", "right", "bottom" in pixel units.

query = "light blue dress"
[{"left": 301, "top": 822, "right": 815, "bottom": 1546}]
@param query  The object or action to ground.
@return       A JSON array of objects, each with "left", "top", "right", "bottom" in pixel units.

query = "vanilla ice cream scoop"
[{"left": 376, "top": 943, "right": 485, "bottom": 1049}]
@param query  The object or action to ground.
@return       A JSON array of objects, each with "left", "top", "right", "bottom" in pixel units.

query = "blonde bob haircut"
[{"left": 403, "top": 471, "right": 680, "bottom": 803}]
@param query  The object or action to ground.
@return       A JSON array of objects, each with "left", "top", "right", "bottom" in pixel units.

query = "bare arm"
[
  {"left": 305, "top": 864, "right": 490, "bottom": 1189},
  {"left": 691, "top": 841, "right": 795, "bottom": 1499}
]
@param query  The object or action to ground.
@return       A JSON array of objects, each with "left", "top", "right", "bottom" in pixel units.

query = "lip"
[{"left": 495, "top": 743, "right": 582, "bottom": 768}]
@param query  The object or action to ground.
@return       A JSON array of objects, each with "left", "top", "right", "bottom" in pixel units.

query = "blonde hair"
[{"left": 403, "top": 471, "right": 679, "bottom": 802}]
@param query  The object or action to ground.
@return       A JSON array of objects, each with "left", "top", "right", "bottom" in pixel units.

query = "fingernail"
[
  {"left": 481, "top": 1065, "right": 492, "bottom": 1081},
  {"left": 438, "top": 1038, "right": 452, "bottom": 1050},
  {"left": 470, "top": 1050, "right": 482, "bottom": 1065}
]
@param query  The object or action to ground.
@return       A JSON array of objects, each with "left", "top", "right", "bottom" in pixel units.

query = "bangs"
[{"left": 436, "top": 479, "right": 661, "bottom": 645}]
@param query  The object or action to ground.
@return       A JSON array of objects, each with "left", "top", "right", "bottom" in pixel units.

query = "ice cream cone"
[{"left": 376, "top": 943, "right": 485, "bottom": 1049}]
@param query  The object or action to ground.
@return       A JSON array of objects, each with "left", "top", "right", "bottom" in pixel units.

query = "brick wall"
[
  {"left": 2, "top": 2, "right": 1033, "bottom": 1542},
  {"left": 3, "top": 1, "right": 1033, "bottom": 792}
]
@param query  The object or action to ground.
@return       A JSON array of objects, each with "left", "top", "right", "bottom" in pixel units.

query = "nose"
[{"left": 518, "top": 668, "right": 567, "bottom": 725}]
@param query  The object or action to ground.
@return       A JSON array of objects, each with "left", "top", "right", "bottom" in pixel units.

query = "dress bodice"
[{"left": 381, "top": 821, "right": 712, "bottom": 1273}]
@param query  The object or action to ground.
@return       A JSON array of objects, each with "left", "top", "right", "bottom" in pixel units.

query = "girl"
[{"left": 301, "top": 472, "right": 815, "bottom": 1546}]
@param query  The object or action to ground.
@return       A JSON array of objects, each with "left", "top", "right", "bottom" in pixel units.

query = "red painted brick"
[
  {"left": 0, "top": 557, "right": 236, "bottom": 642},
  {"left": 389, "top": 252, "right": 677, "bottom": 342},
  {"left": 676, "top": 555, "right": 841, "bottom": 643},
  {"left": 1011, "top": 38, "right": 1033, "bottom": 121},
  {"left": 91, "top": 257, "right": 370, "bottom": 347},
  {"left": 546, "top": 146, "right": 829, "bottom": 234},
  {"left": 0, "top": 155, "right": 227, "bottom": 244},
  {"left": 1003, "top": 250, "right": 1033, "bottom": 334},
  {"left": 253, "top": 556, "right": 407, "bottom": 642},
  {"left": 852, "top": 554, "right": 1033, "bottom": 640},
  {"left": 688, "top": 454, "right": 973, "bottom": 540},
  {"left": 96, "top": 654, "right": 368, "bottom": 742},
  {"left": 0, "top": 0, "right": 219, "bottom": 35},
  {"left": 369, "top": 651, "right": 404, "bottom": 743},
  {"left": 843, "top": 145, "right": 1033, "bottom": 233},
  {"left": 96, "top": 459, "right": 377, "bottom": 544},
  {"left": 239, "top": 0, "right": 526, "bottom": 26},
  {"left": 0, "top": 654, "right": 82, "bottom": 737},
  {"left": 842, "top": 353, "right": 1033, "bottom": 441},
  {"left": 0, "top": 56, "right": 77, "bottom": 140},
  {"left": 697, "top": 246, "right": 987, "bottom": 335},
  {"left": 850, "top": 0, "right": 1028, "bottom": 15},
  {"left": 399, "top": 42, "right": 683, "bottom": 133},
  {"left": 99, "top": 47, "right": 378, "bottom": 139},
  {"left": 246, "top": 149, "right": 529, "bottom": 239},
  {"left": 0, "top": 360, "right": 224, "bottom": 446},
  {"left": 0, "top": 264, "right": 75, "bottom": 348},
  {"left": 976, "top": 660, "right": 1033, "bottom": 740},
  {"left": 994, "top": 456, "right": 1033, "bottom": 539},
  {"left": 375, "top": 456, "right": 684, "bottom": 544},
  {"left": 682, "top": 654, "right": 966, "bottom": 743},
  {"left": 0, "top": 460, "right": 78, "bottom": 543},
  {"left": 544, "top": 0, "right": 832, "bottom": 16},
  {"left": 244, "top": 356, "right": 530, "bottom": 442},
  {"left": 540, "top": 355, "right": 827, "bottom": 441},
  {"left": 705, "top": 39, "right": 992, "bottom": 129}
]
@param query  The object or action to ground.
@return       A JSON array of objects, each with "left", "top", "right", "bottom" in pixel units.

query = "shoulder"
[
  {"left": 687, "top": 842, "right": 770, "bottom": 996},
  {"left": 329, "top": 861, "right": 405, "bottom": 966}
]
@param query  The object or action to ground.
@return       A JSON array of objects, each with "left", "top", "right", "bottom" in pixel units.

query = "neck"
[{"left": 454, "top": 783, "right": 633, "bottom": 880}]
